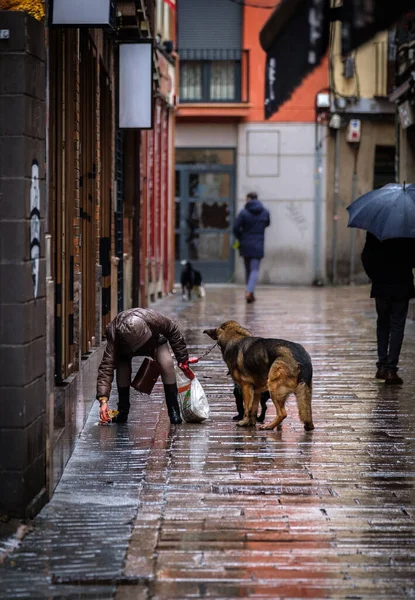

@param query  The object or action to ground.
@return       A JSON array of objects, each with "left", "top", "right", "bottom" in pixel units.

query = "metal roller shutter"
[{"left": 178, "top": 0, "right": 242, "bottom": 60}]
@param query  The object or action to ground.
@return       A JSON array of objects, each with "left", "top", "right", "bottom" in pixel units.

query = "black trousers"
[{"left": 375, "top": 297, "right": 409, "bottom": 372}]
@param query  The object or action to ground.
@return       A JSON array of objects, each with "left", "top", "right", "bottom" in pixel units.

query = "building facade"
[
  {"left": 390, "top": 11, "right": 415, "bottom": 319},
  {"left": 391, "top": 12, "right": 415, "bottom": 182},
  {"left": 0, "top": 0, "right": 178, "bottom": 517},
  {"left": 175, "top": 0, "right": 328, "bottom": 285},
  {"left": 325, "top": 25, "right": 396, "bottom": 284}
]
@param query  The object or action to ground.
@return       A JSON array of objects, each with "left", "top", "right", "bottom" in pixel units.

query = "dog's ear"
[{"left": 203, "top": 328, "right": 218, "bottom": 340}]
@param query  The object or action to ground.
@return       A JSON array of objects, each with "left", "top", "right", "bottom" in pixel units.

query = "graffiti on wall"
[
  {"left": 30, "top": 160, "right": 40, "bottom": 300},
  {"left": 285, "top": 202, "right": 309, "bottom": 237}
]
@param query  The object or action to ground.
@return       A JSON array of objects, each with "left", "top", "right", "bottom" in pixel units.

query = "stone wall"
[{"left": 0, "top": 11, "right": 47, "bottom": 517}]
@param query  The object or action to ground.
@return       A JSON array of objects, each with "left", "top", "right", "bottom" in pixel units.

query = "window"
[
  {"left": 210, "top": 61, "right": 236, "bottom": 101},
  {"left": 180, "top": 59, "right": 240, "bottom": 102},
  {"left": 373, "top": 145, "right": 395, "bottom": 189},
  {"left": 180, "top": 62, "right": 202, "bottom": 101},
  {"left": 176, "top": 148, "right": 235, "bottom": 165}
]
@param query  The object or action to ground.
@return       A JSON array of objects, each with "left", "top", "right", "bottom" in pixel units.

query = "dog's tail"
[{"left": 295, "top": 381, "right": 314, "bottom": 431}]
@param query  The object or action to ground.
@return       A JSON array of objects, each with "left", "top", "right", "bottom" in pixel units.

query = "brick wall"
[{"left": 0, "top": 11, "right": 47, "bottom": 517}]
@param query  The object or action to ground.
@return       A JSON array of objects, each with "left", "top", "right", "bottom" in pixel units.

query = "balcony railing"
[{"left": 178, "top": 49, "right": 249, "bottom": 104}]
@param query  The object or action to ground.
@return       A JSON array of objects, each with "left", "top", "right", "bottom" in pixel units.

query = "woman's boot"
[
  {"left": 112, "top": 387, "right": 130, "bottom": 423},
  {"left": 232, "top": 385, "right": 244, "bottom": 421},
  {"left": 163, "top": 383, "right": 182, "bottom": 424}
]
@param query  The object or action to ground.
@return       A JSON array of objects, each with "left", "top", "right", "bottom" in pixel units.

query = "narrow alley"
[{"left": 1, "top": 285, "right": 414, "bottom": 599}]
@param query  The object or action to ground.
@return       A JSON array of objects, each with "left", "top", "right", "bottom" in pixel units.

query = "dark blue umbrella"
[{"left": 347, "top": 183, "right": 415, "bottom": 240}]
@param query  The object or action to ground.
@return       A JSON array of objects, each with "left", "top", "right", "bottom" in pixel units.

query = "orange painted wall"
[{"left": 243, "top": 4, "right": 329, "bottom": 123}]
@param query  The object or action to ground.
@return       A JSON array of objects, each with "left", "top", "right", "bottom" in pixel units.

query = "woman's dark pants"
[{"left": 375, "top": 297, "right": 409, "bottom": 372}]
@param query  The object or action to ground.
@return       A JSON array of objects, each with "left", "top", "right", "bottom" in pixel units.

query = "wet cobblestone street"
[{"left": 1, "top": 285, "right": 415, "bottom": 599}]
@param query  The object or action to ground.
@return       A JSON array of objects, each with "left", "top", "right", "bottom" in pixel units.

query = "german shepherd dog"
[{"left": 204, "top": 321, "right": 314, "bottom": 431}]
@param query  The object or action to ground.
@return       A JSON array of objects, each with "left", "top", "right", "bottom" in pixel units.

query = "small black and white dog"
[{"left": 180, "top": 260, "right": 205, "bottom": 301}]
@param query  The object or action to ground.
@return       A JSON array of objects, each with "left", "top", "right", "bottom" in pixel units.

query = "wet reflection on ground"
[{"left": 1, "top": 286, "right": 415, "bottom": 599}]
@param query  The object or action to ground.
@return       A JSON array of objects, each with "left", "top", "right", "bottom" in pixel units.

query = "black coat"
[{"left": 361, "top": 232, "right": 415, "bottom": 299}]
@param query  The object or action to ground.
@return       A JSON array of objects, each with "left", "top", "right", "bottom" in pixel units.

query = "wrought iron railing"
[{"left": 178, "top": 49, "right": 250, "bottom": 104}]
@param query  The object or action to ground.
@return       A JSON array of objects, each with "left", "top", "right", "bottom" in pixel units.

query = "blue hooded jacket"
[{"left": 233, "top": 199, "right": 270, "bottom": 258}]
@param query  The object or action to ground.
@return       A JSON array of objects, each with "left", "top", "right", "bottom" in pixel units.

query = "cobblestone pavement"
[{"left": 1, "top": 286, "right": 415, "bottom": 599}]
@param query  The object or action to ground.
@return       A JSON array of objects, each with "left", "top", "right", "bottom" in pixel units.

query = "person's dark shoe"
[
  {"left": 168, "top": 405, "right": 182, "bottom": 424},
  {"left": 112, "top": 410, "right": 129, "bottom": 424},
  {"left": 375, "top": 367, "right": 388, "bottom": 380},
  {"left": 164, "top": 383, "right": 183, "bottom": 424},
  {"left": 256, "top": 411, "right": 266, "bottom": 423},
  {"left": 257, "top": 391, "right": 270, "bottom": 423},
  {"left": 113, "top": 387, "right": 130, "bottom": 423},
  {"left": 385, "top": 371, "right": 403, "bottom": 385},
  {"left": 245, "top": 292, "right": 255, "bottom": 304},
  {"left": 233, "top": 384, "right": 244, "bottom": 421}
]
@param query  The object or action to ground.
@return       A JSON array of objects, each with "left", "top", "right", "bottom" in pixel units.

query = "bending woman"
[{"left": 96, "top": 308, "right": 193, "bottom": 424}]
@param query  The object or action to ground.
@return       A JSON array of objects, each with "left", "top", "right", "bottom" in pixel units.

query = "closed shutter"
[{"left": 178, "top": 0, "right": 242, "bottom": 60}]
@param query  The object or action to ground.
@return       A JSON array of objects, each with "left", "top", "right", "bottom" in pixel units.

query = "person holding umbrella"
[{"left": 348, "top": 183, "right": 415, "bottom": 384}]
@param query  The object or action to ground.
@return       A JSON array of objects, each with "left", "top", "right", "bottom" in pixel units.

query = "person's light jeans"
[{"left": 244, "top": 257, "right": 261, "bottom": 294}]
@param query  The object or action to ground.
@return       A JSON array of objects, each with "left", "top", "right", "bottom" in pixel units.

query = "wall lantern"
[
  {"left": 49, "top": 0, "right": 115, "bottom": 28},
  {"left": 119, "top": 42, "right": 153, "bottom": 129}
]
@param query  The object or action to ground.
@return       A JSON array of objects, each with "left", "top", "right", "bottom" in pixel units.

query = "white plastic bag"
[{"left": 176, "top": 369, "right": 210, "bottom": 423}]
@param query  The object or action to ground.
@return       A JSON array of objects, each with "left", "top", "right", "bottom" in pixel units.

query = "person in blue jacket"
[{"left": 233, "top": 192, "right": 270, "bottom": 303}]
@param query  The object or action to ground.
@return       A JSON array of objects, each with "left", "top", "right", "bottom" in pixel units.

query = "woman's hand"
[
  {"left": 178, "top": 360, "right": 195, "bottom": 380},
  {"left": 99, "top": 397, "right": 111, "bottom": 422}
]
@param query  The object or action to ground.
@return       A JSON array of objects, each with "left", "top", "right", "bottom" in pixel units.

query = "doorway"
[
  {"left": 373, "top": 145, "right": 396, "bottom": 189},
  {"left": 175, "top": 149, "right": 236, "bottom": 282}
]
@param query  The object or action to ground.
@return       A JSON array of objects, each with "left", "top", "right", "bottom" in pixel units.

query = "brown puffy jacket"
[{"left": 96, "top": 308, "right": 189, "bottom": 398}]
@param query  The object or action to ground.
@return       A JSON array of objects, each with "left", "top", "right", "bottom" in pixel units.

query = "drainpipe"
[
  {"left": 44, "top": 0, "right": 51, "bottom": 498},
  {"left": 313, "top": 88, "right": 331, "bottom": 286},
  {"left": 331, "top": 123, "right": 341, "bottom": 284},
  {"left": 395, "top": 107, "right": 400, "bottom": 182},
  {"left": 132, "top": 130, "right": 141, "bottom": 307},
  {"left": 348, "top": 148, "right": 359, "bottom": 284},
  {"left": 313, "top": 119, "right": 324, "bottom": 286}
]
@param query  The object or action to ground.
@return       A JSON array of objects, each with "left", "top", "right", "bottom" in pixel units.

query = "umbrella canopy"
[{"left": 347, "top": 183, "right": 415, "bottom": 240}]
